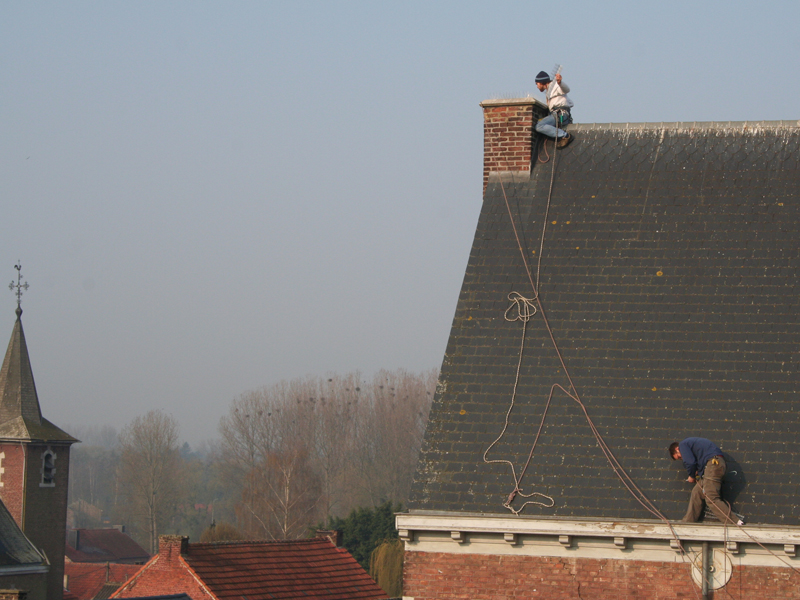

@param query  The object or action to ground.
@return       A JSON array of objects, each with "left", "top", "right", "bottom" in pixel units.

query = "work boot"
[{"left": 557, "top": 133, "right": 574, "bottom": 148}]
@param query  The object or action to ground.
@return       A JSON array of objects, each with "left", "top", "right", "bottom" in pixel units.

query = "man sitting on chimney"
[{"left": 534, "top": 70, "right": 574, "bottom": 148}]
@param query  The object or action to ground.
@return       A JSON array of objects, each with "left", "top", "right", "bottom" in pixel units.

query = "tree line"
[{"left": 67, "top": 368, "right": 437, "bottom": 553}]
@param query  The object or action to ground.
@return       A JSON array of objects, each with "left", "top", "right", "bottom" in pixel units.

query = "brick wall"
[
  {"left": 0, "top": 572, "right": 48, "bottom": 600},
  {"left": 0, "top": 442, "right": 71, "bottom": 600},
  {"left": 403, "top": 551, "right": 800, "bottom": 600},
  {"left": 23, "top": 443, "right": 70, "bottom": 600},
  {"left": 0, "top": 443, "right": 26, "bottom": 523},
  {"left": 480, "top": 99, "right": 546, "bottom": 193}
]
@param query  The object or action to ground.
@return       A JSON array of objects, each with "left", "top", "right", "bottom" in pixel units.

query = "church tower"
[{"left": 0, "top": 264, "right": 77, "bottom": 600}]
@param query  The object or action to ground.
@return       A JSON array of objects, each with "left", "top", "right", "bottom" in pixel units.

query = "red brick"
[{"left": 403, "top": 551, "right": 800, "bottom": 600}]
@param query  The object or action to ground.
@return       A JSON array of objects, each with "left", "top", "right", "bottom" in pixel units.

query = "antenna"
[{"left": 552, "top": 64, "right": 563, "bottom": 78}]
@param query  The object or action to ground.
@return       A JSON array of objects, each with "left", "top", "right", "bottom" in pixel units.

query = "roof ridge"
[
  {"left": 193, "top": 537, "right": 326, "bottom": 547},
  {"left": 570, "top": 120, "right": 800, "bottom": 130}
]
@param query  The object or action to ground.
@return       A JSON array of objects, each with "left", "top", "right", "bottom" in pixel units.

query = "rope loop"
[{"left": 504, "top": 292, "right": 537, "bottom": 323}]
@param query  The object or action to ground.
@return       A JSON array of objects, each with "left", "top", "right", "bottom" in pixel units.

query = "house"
[
  {"left": 0, "top": 281, "right": 79, "bottom": 600},
  {"left": 66, "top": 529, "right": 150, "bottom": 565},
  {"left": 111, "top": 533, "right": 389, "bottom": 599},
  {"left": 63, "top": 562, "right": 142, "bottom": 600},
  {"left": 397, "top": 99, "right": 800, "bottom": 598}
]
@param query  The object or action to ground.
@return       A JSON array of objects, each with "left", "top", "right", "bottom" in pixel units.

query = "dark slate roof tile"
[{"left": 410, "top": 122, "right": 800, "bottom": 525}]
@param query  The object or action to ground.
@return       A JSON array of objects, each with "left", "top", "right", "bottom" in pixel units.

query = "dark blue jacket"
[{"left": 679, "top": 437, "right": 723, "bottom": 478}]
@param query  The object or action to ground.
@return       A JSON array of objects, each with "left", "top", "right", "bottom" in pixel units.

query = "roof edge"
[
  {"left": 397, "top": 511, "right": 800, "bottom": 543},
  {"left": 570, "top": 120, "right": 800, "bottom": 130},
  {"left": 480, "top": 97, "right": 548, "bottom": 110}
]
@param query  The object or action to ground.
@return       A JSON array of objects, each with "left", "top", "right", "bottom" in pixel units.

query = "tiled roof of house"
[
  {"left": 67, "top": 529, "right": 150, "bottom": 564},
  {"left": 182, "top": 538, "right": 388, "bottom": 600},
  {"left": 64, "top": 562, "right": 141, "bottom": 600},
  {"left": 409, "top": 121, "right": 800, "bottom": 525}
]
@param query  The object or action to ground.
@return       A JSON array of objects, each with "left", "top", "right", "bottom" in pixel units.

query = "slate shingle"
[{"left": 409, "top": 122, "right": 800, "bottom": 525}]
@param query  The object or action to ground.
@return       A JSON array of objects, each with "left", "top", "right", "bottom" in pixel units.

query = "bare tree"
[
  {"left": 351, "top": 369, "right": 437, "bottom": 505},
  {"left": 218, "top": 369, "right": 437, "bottom": 539},
  {"left": 219, "top": 379, "right": 324, "bottom": 539},
  {"left": 313, "top": 373, "right": 361, "bottom": 521},
  {"left": 117, "top": 410, "right": 183, "bottom": 553}
]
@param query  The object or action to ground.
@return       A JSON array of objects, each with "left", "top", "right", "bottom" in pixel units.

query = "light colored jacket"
[{"left": 546, "top": 80, "right": 574, "bottom": 111}]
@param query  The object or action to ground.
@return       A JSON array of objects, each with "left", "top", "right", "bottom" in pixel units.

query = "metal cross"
[{"left": 9, "top": 262, "right": 29, "bottom": 309}]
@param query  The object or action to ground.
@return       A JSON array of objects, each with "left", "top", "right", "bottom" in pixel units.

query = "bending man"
[{"left": 669, "top": 437, "right": 743, "bottom": 526}]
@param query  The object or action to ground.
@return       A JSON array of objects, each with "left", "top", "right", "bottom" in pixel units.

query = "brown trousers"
[{"left": 682, "top": 456, "right": 737, "bottom": 524}]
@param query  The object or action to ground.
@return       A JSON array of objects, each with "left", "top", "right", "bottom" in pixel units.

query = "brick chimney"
[
  {"left": 157, "top": 535, "right": 189, "bottom": 568},
  {"left": 315, "top": 529, "right": 342, "bottom": 547},
  {"left": 480, "top": 98, "right": 548, "bottom": 193}
]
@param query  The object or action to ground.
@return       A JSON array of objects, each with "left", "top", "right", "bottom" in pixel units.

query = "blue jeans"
[{"left": 535, "top": 114, "right": 567, "bottom": 139}]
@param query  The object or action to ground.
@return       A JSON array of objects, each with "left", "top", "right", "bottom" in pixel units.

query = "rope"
[
  {"left": 537, "top": 135, "right": 559, "bottom": 290},
  {"left": 486, "top": 125, "right": 673, "bottom": 524},
  {"left": 483, "top": 293, "right": 554, "bottom": 512},
  {"left": 483, "top": 110, "right": 800, "bottom": 593},
  {"left": 484, "top": 117, "right": 704, "bottom": 595}
]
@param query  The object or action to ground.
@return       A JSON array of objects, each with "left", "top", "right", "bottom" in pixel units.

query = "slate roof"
[
  {"left": 409, "top": 121, "right": 800, "bottom": 525},
  {"left": 0, "top": 311, "right": 77, "bottom": 443},
  {"left": 64, "top": 562, "right": 141, "bottom": 600},
  {"left": 0, "top": 497, "right": 46, "bottom": 568},
  {"left": 181, "top": 538, "right": 388, "bottom": 600},
  {"left": 67, "top": 529, "right": 150, "bottom": 564}
]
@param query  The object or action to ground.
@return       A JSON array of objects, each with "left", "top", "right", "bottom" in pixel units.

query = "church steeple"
[
  {"left": 0, "top": 313, "right": 45, "bottom": 428},
  {"left": 0, "top": 263, "right": 77, "bottom": 600},
  {"left": 0, "top": 264, "right": 75, "bottom": 443}
]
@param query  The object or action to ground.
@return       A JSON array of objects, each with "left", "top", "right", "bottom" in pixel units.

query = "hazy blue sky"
[{"left": 2, "top": 1, "right": 798, "bottom": 444}]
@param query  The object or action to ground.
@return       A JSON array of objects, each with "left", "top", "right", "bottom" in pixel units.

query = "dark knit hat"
[{"left": 535, "top": 71, "right": 551, "bottom": 84}]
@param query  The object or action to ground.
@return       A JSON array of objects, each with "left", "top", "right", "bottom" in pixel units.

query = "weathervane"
[{"left": 9, "top": 262, "right": 29, "bottom": 316}]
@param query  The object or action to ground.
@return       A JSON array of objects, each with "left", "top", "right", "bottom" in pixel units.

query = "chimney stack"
[
  {"left": 157, "top": 535, "right": 189, "bottom": 568},
  {"left": 480, "top": 98, "right": 548, "bottom": 193},
  {"left": 315, "top": 529, "right": 342, "bottom": 547}
]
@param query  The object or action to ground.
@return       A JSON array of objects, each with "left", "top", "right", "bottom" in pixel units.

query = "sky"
[{"left": 2, "top": 1, "right": 798, "bottom": 446}]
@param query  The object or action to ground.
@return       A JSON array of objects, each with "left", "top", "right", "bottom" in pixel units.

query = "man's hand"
[
  {"left": 687, "top": 476, "right": 696, "bottom": 483},
  {"left": 555, "top": 73, "right": 563, "bottom": 85}
]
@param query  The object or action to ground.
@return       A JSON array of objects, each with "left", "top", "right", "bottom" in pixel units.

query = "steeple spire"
[{"left": 0, "top": 263, "right": 76, "bottom": 442}]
